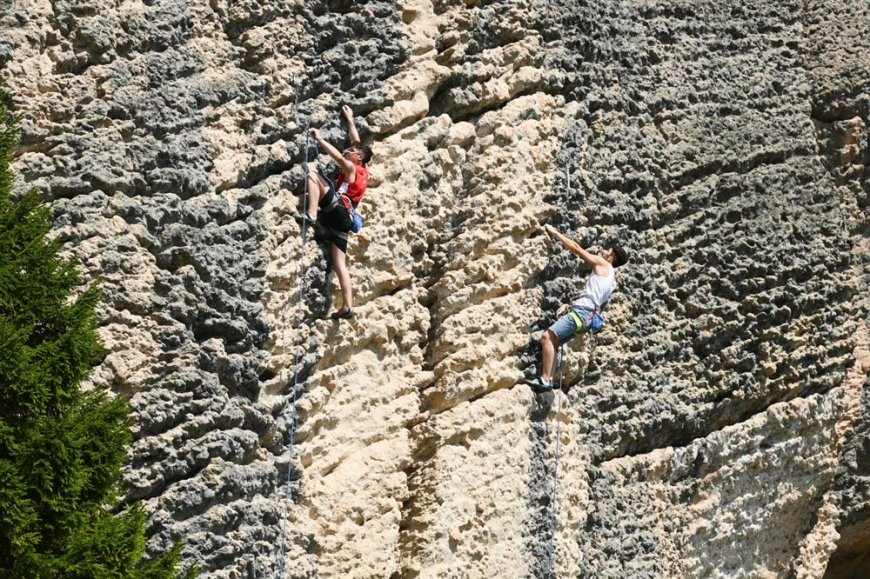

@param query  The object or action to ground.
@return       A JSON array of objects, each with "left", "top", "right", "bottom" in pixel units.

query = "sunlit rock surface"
[{"left": 2, "top": 0, "right": 868, "bottom": 576}]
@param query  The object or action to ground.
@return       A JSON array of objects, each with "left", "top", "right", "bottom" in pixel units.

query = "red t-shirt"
[{"left": 336, "top": 165, "right": 368, "bottom": 209}]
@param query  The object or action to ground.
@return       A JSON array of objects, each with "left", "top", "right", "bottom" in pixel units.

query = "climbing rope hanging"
[
  {"left": 288, "top": 130, "right": 312, "bottom": 439},
  {"left": 544, "top": 345, "right": 565, "bottom": 578},
  {"left": 277, "top": 127, "right": 313, "bottom": 578},
  {"left": 543, "top": 150, "right": 576, "bottom": 576}
]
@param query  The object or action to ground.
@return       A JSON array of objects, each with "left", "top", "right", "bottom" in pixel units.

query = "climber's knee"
[
  {"left": 542, "top": 329, "right": 559, "bottom": 349},
  {"left": 306, "top": 172, "right": 322, "bottom": 195}
]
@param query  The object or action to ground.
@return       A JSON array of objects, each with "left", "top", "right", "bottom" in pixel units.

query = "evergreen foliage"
[{"left": 0, "top": 94, "right": 195, "bottom": 578}]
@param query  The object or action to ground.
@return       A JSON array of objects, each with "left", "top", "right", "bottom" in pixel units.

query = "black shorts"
[{"left": 319, "top": 181, "right": 353, "bottom": 253}]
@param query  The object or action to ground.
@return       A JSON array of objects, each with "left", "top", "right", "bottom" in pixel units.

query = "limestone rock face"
[{"left": 2, "top": 0, "right": 869, "bottom": 577}]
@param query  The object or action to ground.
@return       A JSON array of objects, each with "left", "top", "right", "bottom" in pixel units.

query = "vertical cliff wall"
[{"left": 2, "top": 0, "right": 868, "bottom": 577}]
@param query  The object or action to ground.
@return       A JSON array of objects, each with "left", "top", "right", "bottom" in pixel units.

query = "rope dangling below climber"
[
  {"left": 277, "top": 128, "right": 313, "bottom": 578},
  {"left": 544, "top": 345, "right": 565, "bottom": 577}
]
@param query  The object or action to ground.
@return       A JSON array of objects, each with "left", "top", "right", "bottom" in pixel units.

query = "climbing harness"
[
  {"left": 277, "top": 127, "right": 313, "bottom": 578},
  {"left": 568, "top": 308, "right": 603, "bottom": 335}
]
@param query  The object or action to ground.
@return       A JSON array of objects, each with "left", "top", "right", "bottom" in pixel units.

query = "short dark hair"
[
  {"left": 610, "top": 245, "right": 628, "bottom": 268},
  {"left": 360, "top": 144, "right": 373, "bottom": 166}
]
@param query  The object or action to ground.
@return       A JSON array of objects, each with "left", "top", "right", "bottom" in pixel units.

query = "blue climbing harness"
[{"left": 568, "top": 308, "right": 603, "bottom": 335}]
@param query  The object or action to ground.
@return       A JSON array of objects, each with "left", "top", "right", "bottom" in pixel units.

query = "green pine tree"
[{"left": 0, "top": 94, "right": 195, "bottom": 578}]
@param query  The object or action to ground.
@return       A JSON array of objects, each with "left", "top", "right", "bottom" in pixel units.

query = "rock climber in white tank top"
[
  {"left": 572, "top": 266, "right": 616, "bottom": 312},
  {"left": 526, "top": 224, "right": 629, "bottom": 391}
]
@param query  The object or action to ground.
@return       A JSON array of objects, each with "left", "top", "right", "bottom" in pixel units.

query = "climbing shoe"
[
  {"left": 525, "top": 377, "right": 554, "bottom": 392},
  {"left": 294, "top": 212, "right": 317, "bottom": 226},
  {"left": 330, "top": 308, "right": 355, "bottom": 320}
]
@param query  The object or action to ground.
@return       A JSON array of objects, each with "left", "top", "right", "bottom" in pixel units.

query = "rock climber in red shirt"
[{"left": 298, "top": 105, "right": 372, "bottom": 320}]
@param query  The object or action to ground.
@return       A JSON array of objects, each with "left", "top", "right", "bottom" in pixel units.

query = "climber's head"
[
  {"left": 603, "top": 245, "right": 629, "bottom": 268},
  {"left": 343, "top": 144, "right": 373, "bottom": 167}
]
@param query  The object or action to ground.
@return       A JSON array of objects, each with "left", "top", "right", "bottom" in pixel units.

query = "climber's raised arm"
[
  {"left": 544, "top": 224, "right": 609, "bottom": 275},
  {"left": 343, "top": 105, "right": 361, "bottom": 146},
  {"left": 309, "top": 128, "right": 356, "bottom": 180}
]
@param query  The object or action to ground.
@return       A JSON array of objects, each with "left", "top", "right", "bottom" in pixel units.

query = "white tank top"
[{"left": 573, "top": 265, "right": 616, "bottom": 311}]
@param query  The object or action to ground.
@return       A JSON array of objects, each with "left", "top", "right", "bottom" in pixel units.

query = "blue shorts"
[{"left": 548, "top": 307, "right": 597, "bottom": 344}]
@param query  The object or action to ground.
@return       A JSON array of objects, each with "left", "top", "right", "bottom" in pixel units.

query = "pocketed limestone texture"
[{"left": 2, "top": 0, "right": 868, "bottom": 577}]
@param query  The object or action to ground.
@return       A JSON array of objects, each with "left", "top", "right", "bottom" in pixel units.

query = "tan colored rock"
[{"left": 2, "top": 0, "right": 869, "bottom": 577}]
